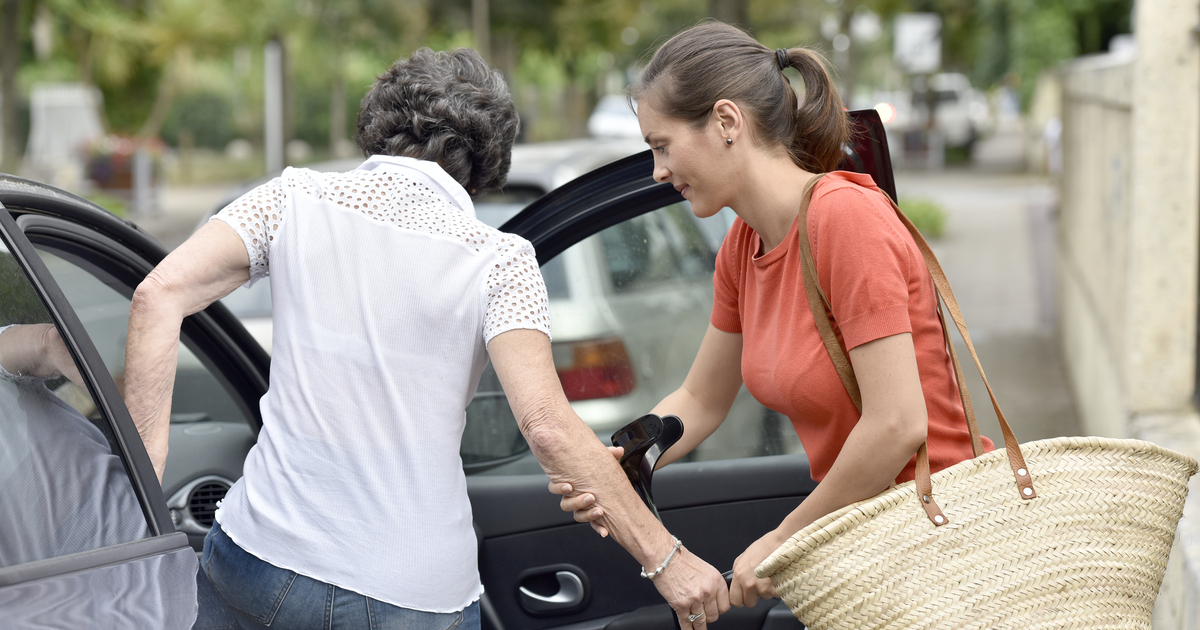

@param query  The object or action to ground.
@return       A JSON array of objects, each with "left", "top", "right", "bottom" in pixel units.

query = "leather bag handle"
[{"left": 795, "top": 176, "right": 1036, "bottom": 527}]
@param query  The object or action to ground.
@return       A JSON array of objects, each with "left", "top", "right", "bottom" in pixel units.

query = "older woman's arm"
[
  {"left": 488, "top": 329, "right": 730, "bottom": 629},
  {"left": 125, "top": 221, "right": 252, "bottom": 482},
  {"left": 0, "top": 324, "right": 85, "bottom": 387}
]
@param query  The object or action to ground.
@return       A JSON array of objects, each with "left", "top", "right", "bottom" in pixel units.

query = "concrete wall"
[{"left": 1057, "top": 1, "right": 1200, "bottom": 627}]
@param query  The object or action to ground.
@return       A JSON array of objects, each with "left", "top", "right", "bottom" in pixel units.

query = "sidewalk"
[
  {"left": 133, "top": 184, "right": 232, "bottom": 251},
  {"left": 895, "top": 119, "right": 1082, "bottom": 447}
]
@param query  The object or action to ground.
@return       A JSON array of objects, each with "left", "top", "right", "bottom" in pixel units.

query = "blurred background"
[
  {"left": 9, "top": 3, "right": 1200, "bottom": 627},
  {"left": 0, "top": 0, "right": 1133, "bottom": 201}
]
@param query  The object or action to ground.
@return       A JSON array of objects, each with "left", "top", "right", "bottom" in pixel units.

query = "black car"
[{"left": 0, "top": 110, "right": 895, "bottom": 629}]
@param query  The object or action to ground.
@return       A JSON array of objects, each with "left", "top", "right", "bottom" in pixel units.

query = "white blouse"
[{"left": 211, "top": 156, "right": 551, "bottom": 612}]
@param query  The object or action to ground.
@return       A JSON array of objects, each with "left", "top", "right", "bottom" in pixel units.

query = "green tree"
[
  {"left": 971, "top": 0, "right": 1130, "bottom": 106},
  {"left": 134, "top": 0, "right": 241, "bottom": 139},
  {"left": 1, "top": 0, "right": 26, "bottom": 172}
]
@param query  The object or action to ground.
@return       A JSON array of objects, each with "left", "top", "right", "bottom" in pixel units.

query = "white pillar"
[
  {"left": 1126, "top": 0, "right": 1200, "bottom": 413},
  {"left": 264, "top": 40, "right": 284, "bottom": 174}
]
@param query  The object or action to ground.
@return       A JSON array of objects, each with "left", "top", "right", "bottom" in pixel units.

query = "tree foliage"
[{"left": 1, "top": 0, "right": 1136, "bottom": 163}]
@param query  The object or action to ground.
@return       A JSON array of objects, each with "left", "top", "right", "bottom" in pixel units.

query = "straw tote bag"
[{"left": 755, "top": 176, "right": 1199, "bottom": 630}]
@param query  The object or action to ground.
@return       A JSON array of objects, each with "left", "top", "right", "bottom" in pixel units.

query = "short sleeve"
[
  {"left": 809, "top": 185, "right": 914, "bottom": 350},
  {"left": 211, "top": 168, "right": 316, "bottom": 285},
  {"left": 710, "top": 223, "right": 747, "bottom": 334},
  {"left": 483, "top": 236, "right": 552, "bottom": 342}
]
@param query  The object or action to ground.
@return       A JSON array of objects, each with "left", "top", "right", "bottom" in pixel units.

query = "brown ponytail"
[
  {"left": 783, "top": 47, "right": 849, "bottom": 173},
  {"left": 630, "top": 21, "right": 849, "bottom": 173}
]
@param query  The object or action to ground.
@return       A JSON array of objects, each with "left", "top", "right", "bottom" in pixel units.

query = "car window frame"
[
  {"left": 0, "top": 205, "right": 171, "bottom": 536},
  {"left": 502, "top": 109, "right": 896, "bottom": 263},
  {"left": 16, "top": 214, "right": 270, "bottom": 432}
]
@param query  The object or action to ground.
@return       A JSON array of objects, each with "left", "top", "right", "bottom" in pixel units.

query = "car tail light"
[
  {"left": 875, "top": 102, "right": 897, "bottom": 124},
  {"left": 554, "top": 337, "right": 636, "bottom": 401}
]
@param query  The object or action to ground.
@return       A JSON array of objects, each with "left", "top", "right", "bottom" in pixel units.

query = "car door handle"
[{"left": 518, "top": 570, "right": 585, "bottom": 613}]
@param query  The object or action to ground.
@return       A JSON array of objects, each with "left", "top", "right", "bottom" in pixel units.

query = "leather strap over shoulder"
[{"left": 794, "top": 177, "right": 1035, "bottom": 528}]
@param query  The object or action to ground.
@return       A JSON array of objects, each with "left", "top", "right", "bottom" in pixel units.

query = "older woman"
[{"left": 124, "top": 48, "right": 728, "bottom": 630}]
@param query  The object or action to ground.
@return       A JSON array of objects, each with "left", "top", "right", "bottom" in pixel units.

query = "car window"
[
  {"left": 578, "top": 201, "right": 800, "bottom": 460},
  {"left": 26, "top": 243, "right": 259, "bottom": 546},
  {"left": 477, "top": 201, "right": 801, "bottom": 475},
  {"left": 0, "top": 246, "right": 151, "bottom": 569},
  {"left": 32, "top": 249, "right": 250, "bottom": 429}
]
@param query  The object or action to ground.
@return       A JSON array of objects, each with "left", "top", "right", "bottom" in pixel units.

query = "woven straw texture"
[{"left": 757, "top": 436, "right": 1198, "bottom": 630}]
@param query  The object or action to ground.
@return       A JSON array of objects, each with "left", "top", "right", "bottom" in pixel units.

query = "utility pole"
[
  {"left": 1, "top": 0, "right": 20, "bottom": 173},
  {"left": 472, "top": 0, "right": 490, "bottom": 61},
  {"left": 265, "top": 39, "right": 285, "bottom": 174},
  {"left": 708, "top": 0, "right": 748, "bottom": 28}
]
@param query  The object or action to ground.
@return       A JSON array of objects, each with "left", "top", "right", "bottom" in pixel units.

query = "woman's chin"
[{"left": 690, "top": 203, "right": 722, "bottom": 219}]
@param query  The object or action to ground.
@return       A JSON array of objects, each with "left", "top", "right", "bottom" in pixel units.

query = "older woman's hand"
[
  {"left": 0, "top": 324, "right": 86, "bottom": 389},
  {"left": 652, "top": 543, "right": 731, "bottom": 629}
]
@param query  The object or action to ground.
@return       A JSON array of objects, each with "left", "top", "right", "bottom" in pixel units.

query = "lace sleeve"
[
  {"left": 483, "top": 236, "right": 552, "bottom": 342},
  {"left": 211, "top": 170, "right": 312, "bottom": 284}
]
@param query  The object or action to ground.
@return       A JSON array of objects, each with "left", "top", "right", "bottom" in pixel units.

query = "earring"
[{"left": 725, "top": 138, "right": 733, "bottom": 146}]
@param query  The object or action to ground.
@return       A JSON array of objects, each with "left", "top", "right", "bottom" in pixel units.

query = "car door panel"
[
  {"left": 470, "top": 455, "right": 815, "bottom": 629},
  {"left": 0, "top": 535, "right": 200, "bottom": 629},
  {"left": 13, "top": 212, "right": 268, "bottom": 544},
  {"left": 0, "top": 203, "right": 203, "bottom": 627}
]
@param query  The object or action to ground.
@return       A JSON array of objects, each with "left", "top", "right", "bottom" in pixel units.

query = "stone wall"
[{"left": 1056, "top": 1, "right": 1200, "bottom": 627}]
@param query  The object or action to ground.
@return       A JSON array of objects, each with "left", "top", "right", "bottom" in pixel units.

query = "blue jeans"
[{"left": 202, "top": 521, "right": 479, "bottom": 630}]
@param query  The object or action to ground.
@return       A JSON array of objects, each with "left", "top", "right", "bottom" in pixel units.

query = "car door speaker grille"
[{"left": 188, "top": 480, "right": 230, "bottom": 528}]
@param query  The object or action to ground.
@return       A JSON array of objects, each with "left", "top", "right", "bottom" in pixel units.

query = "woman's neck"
[{"left": 731, "top": 155, "right": 817, "bottom": 254}]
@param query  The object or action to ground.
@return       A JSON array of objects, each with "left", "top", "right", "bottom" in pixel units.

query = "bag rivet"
[
  {"left": 1018, "top": 468, "right": 1027, "bottom": 477},
  {"left": 1023, "top": 487, "right": 1033, "bottom": 497},
  {"left": 934, "top": 515, "right": 944, "bottom": 524},
  {"left": 922, "top": 495, "right": 930, "bottom": 503}
]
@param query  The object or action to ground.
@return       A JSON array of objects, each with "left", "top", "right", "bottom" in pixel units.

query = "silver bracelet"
[{"left": 640, "top": 537, "right": 682, "bottom": 579}]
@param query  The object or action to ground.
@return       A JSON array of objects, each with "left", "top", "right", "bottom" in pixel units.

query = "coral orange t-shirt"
[{"left": 711, "top": 171, "right": 992, "bottom": 484}]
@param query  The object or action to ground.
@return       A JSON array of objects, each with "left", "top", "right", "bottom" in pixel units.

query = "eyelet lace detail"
[{"left": 213, "top": 166, "right": 551, "bottom": 342}]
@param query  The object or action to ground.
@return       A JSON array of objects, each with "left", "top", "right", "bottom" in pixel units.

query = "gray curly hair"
[{"left": 356, "top": 48, "right": 519, "bottom": 194}]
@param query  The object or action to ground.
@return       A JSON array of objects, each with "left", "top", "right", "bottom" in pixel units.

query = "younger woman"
[{"left": 557, "top": 21, "right": 993, "bottom": 610}]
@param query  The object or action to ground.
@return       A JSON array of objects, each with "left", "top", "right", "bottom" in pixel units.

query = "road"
[{"left": 894, "top": 121, "right": 1081, "bottom": 448}]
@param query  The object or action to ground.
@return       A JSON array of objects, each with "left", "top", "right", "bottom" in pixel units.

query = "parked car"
[
  {"left": 855, "top": 73, "right": 991, "bottom": 156},
  {"left": 0, "top": 110, "right": 894, "bottom": 629},
  {"left": 587, "top": 94, "right": 642, "bottom": 138}
]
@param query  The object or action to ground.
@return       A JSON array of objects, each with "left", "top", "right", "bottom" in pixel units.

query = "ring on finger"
[{"left": 688, "top": 612, "right": 705, "bottom": 623}]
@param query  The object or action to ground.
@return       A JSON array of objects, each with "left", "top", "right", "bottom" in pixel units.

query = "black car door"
[
  {"left": 0, "top": 177, "right": 269, "bottom": 628},
  {"left": 466, "top": 110, "right": 895, "bottom": 630}
]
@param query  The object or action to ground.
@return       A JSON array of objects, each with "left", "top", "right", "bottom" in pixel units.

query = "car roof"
[{"left": 208, "top": 137, "right": 649, "bottom": 220}]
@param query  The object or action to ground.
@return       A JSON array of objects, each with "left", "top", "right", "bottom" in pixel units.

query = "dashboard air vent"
[{"left": 188, "top": 480, "right": 230, "bottom": 528}]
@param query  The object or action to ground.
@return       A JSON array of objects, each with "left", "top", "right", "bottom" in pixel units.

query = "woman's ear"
[{"left": 712, "top": 99, "right": 744, "bottom": 145}]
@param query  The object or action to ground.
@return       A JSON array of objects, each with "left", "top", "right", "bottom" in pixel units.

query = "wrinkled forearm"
[
  {"left": 125, "top": 280, "right": 186, "bottom": 482},
  {"left": 489, "top": 329, "right": 677, "bottom": 569},
  {"left": 521, "top": 402, "right": 677, "bottom": 562}
]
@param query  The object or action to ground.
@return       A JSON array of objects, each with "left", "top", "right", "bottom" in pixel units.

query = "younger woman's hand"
[
  {"left": 729, "top": 530, "right": 783, "bottom": 608},
  {"left": 549, "top": 445, "right": 623, "bottom": 536}
]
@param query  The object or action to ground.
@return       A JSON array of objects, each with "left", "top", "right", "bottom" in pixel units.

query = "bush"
[
  {"left": 162, "top": 92, "right": 236, "bottom": 150},
  {"left": 85, "top": 192, "right": 128, "bottom": 218},
  {"left": 899, "top": 197, "right": 947, "bottom": 239}
]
